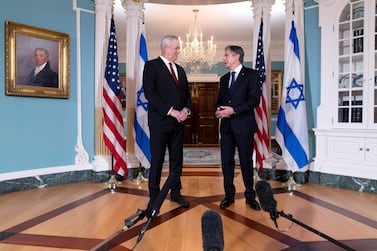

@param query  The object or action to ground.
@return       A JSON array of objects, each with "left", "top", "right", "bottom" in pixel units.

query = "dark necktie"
[
  {"left": 229, "top": 71, "right": 236, "bottom": 89},
  {"left": 169, "top": 63, "right": 179, "bottom": 86}
]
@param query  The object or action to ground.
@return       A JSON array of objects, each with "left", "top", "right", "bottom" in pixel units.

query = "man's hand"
[
  {"left": 177, "top": 108, "right": 189, "bottom": 122},
  {"left": 215, "top": 106, "right": 235, "bottom": 119},
  {"left": 170, "top": 108, "right": 189, "bottom": 123}
]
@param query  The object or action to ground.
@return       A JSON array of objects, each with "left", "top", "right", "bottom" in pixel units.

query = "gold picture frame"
[
  {"left": 271, "top": 70, "right": 282, "bottom": 114},
  {"left": 5, "top": 21, "right": 70, "bottom": 98},
  {"left": 119, "top": 73, "right": 126, "bottom": 109}
]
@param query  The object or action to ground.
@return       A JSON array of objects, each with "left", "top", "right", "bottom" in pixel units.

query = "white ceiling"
[{"left": 114, "top": 0, "right": 286, "bottom": 61}]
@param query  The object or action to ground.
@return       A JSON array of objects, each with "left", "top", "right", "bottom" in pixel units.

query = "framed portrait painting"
[
  {"left": 271, "top": 70, "right": 282, "bottom": 114},
  {"left": 119, "top": 73, "right": 126, "bottom": 109},
  {"left": 5, "top": 21, "right": 70, "bottom": 98}
]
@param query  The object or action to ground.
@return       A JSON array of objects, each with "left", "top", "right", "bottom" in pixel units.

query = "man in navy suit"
[
  {"left": 143, "top": 35, "right": 192, "bottom": 214},
  {"left": 28, "top": 48, "right": 58, "bottom": 88},
  {"left": 215, "top": 45, "right": 261, "bottom": 211}
]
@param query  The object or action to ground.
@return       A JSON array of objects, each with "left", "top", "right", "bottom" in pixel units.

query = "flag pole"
[
  {"left": 253, "top": 13, "right": 264, "bottom": 184},
  {"left": 106, "top": 154, "right": 118, "bottom": 192},
  {"left": 280, "top": 1, "right": 303, "bottom": 191},
  {"left": 276, "top": 0, "right": 307, "bottom": 191},
  {"left": 281, "top": 170, "right": 301, "bottom": 191},
  {"left": 134, "top": 9, "right": 151, "bottom": 178},
  {"left": 254, "top": 8, "right": 268, "bottom": 182},
  {"left": 103, "top": 15, "right": 128, "bottom": 184},
  {"left": 132, "top": 162, "right": 147, "bottom": 185},
  {"left": 281, "top": 1, "right": 298, "bottom": 192}
]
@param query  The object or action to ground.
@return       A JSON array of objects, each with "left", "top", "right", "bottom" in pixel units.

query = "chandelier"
[{"left": 178, "top": 9, "right": 217, "bottom": 74}]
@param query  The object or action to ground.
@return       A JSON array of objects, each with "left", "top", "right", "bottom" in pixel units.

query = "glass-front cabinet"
[
  {"left": 314, "top": 0, "right": 377, "bottom": 181},
  {"left": 337, "top": 0, "right": 377, "bottom": 127}
]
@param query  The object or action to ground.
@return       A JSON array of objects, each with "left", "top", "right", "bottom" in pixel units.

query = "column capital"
[
  {"left": 284, "top": 0, "right": 304, "bottom": 14},
  {"left": 121, "top": 0, "right": 147, "bottom": 17},
  {"left": 251, "top": 0, "right": 275, "bottom": 9},
  {"left": 94, "top": 0, "right": 113, "bottom": 13},
  {"left": 251, "top": 0, "right": 275, "bottom": 19}
]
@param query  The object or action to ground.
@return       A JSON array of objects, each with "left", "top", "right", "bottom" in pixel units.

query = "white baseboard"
[{"left": 0, "top": 163, "right": 93, "bottom": 182}]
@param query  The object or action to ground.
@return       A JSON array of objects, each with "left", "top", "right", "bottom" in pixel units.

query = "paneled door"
[{"left": 184, "top": 82, "right": 219, "bottom": 145}]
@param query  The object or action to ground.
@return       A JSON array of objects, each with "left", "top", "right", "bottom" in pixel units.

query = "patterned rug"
[{"left": 164, "top": 147, "right": 239, "bottom": 165}]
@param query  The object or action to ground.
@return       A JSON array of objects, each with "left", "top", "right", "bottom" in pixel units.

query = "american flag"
[
  {"left": 254, "top": 20, "right": 270, "bottom": 172},
  {"left": 103, "top": 17, "right": 127, "bottom": 177}
]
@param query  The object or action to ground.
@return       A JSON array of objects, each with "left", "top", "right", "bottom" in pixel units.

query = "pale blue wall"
[
  {"left": 0, "top": 0, "right": 95, "bottom": 173},
  {"left": 304, "top": 3, "right": 321, "bottom": 160}
]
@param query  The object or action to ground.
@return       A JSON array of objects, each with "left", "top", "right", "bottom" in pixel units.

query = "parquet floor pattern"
[{"left": 1, "top": 166, "right": 377, "bottom": 251}]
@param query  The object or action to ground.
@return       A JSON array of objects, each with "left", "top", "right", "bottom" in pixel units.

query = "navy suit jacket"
[
  {"left": 216, "top": 66, "right": 261, "bottom": 135},
  {"left": 143, "top": 57, "right": 191, "bottom": 129},
  {"left": 28, "top": 62, "right": 58, "bottom": 88}
]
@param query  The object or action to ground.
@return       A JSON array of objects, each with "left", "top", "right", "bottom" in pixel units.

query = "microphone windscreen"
[
  {"left": 201, "top": 210, "right": 224, "bottom": 251},
  {"left": 255, "top": 180, "right": 277, "bottom": 212}
]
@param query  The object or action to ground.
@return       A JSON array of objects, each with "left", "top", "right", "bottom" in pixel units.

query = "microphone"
[
  {"left": 255, "top": 181, "right": 357, "bottom": 251},
  {"left": 255, "top": 180, "right": 279, "bottom": 228},
  {"left": 201, "top": 210, "right": 224, "bottom": 251}
]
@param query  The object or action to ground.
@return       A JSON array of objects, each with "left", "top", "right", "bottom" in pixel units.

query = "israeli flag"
[
  {"left": 276, "top": 20, "right": 309, "bottom": 170},
  {"left": 134, "top": 24, "right": 151, "bottom": 168}
]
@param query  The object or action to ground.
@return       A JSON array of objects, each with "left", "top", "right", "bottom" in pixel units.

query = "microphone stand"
[
  {"left": 131, "top": 174, "right": 175, "bottom": 250},
  {"left": 90, "top": 166, "right": 178, "bottom": 250},
  {"left": 271, "top": 210, "right": 356, "bottom": 251},
  {"left": 89, "top": 209, "right": 146, "bottom": 251}
]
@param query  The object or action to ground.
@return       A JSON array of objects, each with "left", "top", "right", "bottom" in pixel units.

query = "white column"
[
  {"left": 251, "top": 0, "right": 275, "bottom": 168},
  {"left": 121, "top": 0, "right": 146, "bottom": 168},
  {"left": 72, "top": 0, "right": 93, "bottom": 167},
  {"left": 251, "top": 0, "right": 275, "bottom": 70},
  {"left": 252, "top": 0, "right": 275, "bottom": 108},
  {"left": 92, "top": 0, "right": 113, "bottom": 172}
]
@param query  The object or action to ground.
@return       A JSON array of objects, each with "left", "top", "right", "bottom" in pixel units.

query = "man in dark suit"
[
  {"left": 143, "top": 35, "right": 192, "bottom": 214},
  {"left": 28, "top": 48, "right": 58, "bottom": 88},
  {"left": 215, "top": 45, "right": 261, "bottom": 211}
]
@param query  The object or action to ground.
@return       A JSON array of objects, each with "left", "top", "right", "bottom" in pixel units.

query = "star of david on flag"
[
  {"left": 137, "top": 87, "right": 148, "bottom": 112},
  {"left": 134, "top": 23, "right": 151, "bottom": 169},
  {"left": 286, "top": 78, "right": 305, "bottom": 109}
]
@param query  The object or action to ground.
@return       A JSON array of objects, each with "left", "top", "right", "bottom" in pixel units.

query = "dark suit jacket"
[
  {"left": 143, "top": 57, "right": 191, "bottom": 129},
  {"left": 29, "top": 62, "right": 58, "bottom": 88},
  {"left": 216, "top": 66, "right": 261, "bottom": 135}
]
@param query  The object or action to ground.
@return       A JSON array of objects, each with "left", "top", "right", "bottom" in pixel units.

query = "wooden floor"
[{"left": 1, "top": 166, "right": 377, "bottom": 251}]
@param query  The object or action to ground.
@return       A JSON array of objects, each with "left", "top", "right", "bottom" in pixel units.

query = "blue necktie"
[{"left": 229, "top": 71, "right": 236, "bottom": 89}]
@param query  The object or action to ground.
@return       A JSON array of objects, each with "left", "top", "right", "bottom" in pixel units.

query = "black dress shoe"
[
  {"left": 220, "top": 197, "right": 235, "bottom": 209},
  {"left": 246, "top": 199, "right": 261, "bottom": 211},
  {"left": 170, "top": 196, "right": 190, "bottom": 208}
]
